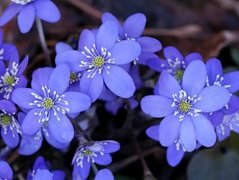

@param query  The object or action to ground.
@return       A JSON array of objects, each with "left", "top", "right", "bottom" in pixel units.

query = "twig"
[{"left": 66, "top": 0, "right": 102, "bottom": 21}]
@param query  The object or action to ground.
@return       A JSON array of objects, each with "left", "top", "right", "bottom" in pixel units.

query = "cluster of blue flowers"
[{"left": 0, "top": 0, "right": 239, "bottom": 179}]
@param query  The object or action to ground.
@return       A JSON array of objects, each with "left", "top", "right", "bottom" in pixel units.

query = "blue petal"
[
  {"left": 166, "top": 144, "right": 184, "bottom": 167},
  {"left": 179, "top": 116, "right": 196, "bottom": 152},
  {"left": 17, "top": 55, "right": 29, "bottom": 75},
  {"left": 33, "top": 0, "right": 60, "bottom": 22},
  {"left": 103, "top": 65, "right": 135, "bottom": 98},
  {"left": 159, "top": 115, "right": 180, "bottom": 146},
  {"left": 184, "top": 52, "right": 202, "bottom": 65},
  {"left": 191, "top": 114, "right": 216, "bottom": 147},
  {"left": 147, "top": 57, "right": 168, "bottom": 72},
  {"left": 101, "top": 140, "right": 120, "bottom": 153},
  {"left": 22, "top": 108, "right": 44, "bottom": 135},
  {"left": 206, "top": 58, "right": 223, "bottom": 84},
  {"left": 156, "top": 71, "right": 181, "bottom": 98},
  {"left": 141, "top": 95, "right": 174, "bottom": 118},
  {"left": 216, "top": 124, "right": 230, "bottom": 141},
  {"left": 94, "top": 153, "right": 112, "bottom": 165},
  {"left": 11, "top": 88, "right": 38, "bottom": 109},
  {"left": 163, "top": 46, "right": 183, "bottom": 61},
  {"left": 137, "top": 36, "right": 162, "bottom": 52},
  {"left": 80, "top": 71, "right": 104, "bottom": 102},
  {"left": 95, "top": 169, "right": 114, "bottom": 180},
  {"left": 182, "top": 60, "right": 207, "bottom": 96},
  {"left": 138, "top": 52, "right": 159, "bottom": 65},
  {"left": 31, "top": 67, "right": 53, "bottom": 94},
  {"left": 52, "top": 170, "right": 66, "bottom": 180},
  {"left": 43, "top": 126, "right": 69, "bottom": 149},
  {"left": 102, "top": 12, "right": 123, "bottom": 37},
  {"left": 223, "top": 71, "right": 239, "bottom": 93},
  {"left": 62, "top": 92, "right": 91, "bottom": 114},
  {"left": 146, "top": 125, "right": 160, "bottom": 141},
  {"left": 0, "top": 100, "right": 16, "bottom": 114},
  {"left": 0, "top": 161, "right": 13, "bottom": 179},
  {"left": 96, "top": 21, "right": 118, "bottom": 50},
  {"left": 19, "top": 131, "right": 43, "bottom": 155},
  {"left": 55, "top": 50, "right": 86, "bottom": 72},
  {"left": 195, "top": 86, "right": 230, "bottom": 112},
  {"left": 33, "top": 169, "right": 53, "bottom": 180},
  {"left": 33, "top": 156, "right": 47, "bottom": 170},
  {"left": 49, "top": 64, "right": 70, "bottom": 94},
  {"left": 111, "top": 40, "right": 141, "bottom": 65},
  {"left": 17, "top": 5, "right": 35, "bottom": 33},
  {"left": 48, "top": 112, "right": 74, "bottom": 144},
  {"left": 78, "top": 29, "right": 95, "bottom": 52},
  {"left": 123, "top": 13, "right": 146, "bottom": 38},
  {"left": 222, "top": 95, "right": 239, "bottom": 114},
  {"left": 1, "top": 127, "right": 19, "bottom": 148},
  {"left": 55, "top": 42, "right": 72, "bottom": 53},
  {"left": 2, "top": 43, "right": 19, "bottom": 62},
  {"left": 0, "top": 4, "right": 23, "bottom": 26},
  {"left": 73, "top": 160, "right": 91, "bottom": 180}
]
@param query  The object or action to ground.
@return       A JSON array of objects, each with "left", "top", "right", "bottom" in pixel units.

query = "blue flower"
[
  {"left": 102, "top": 12, "right": 162, "bottom": 65},
  {"left": 0, "top": 0, "right": 60, "bottom": 33},
  {"left": 27, "top": 156, "right": 65, "bottom": 180},
  {"left": 0, "top": 100, "right": 21, "bottom": 147},
  {"left": 72, "top": 140, "right": 120, "bottom": 180},
  {"left": 11, "top": 64, "right": 91, "bottom": 144},
  {"left": 141, "top": 60, "right": 230, "bottom": 152},
  {"left": 0, "top": 160, "right": 13, "bottom": 179},
  {"left": 147, "top": 46, "right": 202, "bottom": 81},
  {"left": 0, "top": 55, "right": 28, "bottom": 99},
  {"left": 56, "top": 21, "right": 141, "bottom": 101}
]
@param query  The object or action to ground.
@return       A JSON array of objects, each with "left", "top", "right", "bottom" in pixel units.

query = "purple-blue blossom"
[
  {"left": 95, "top": 169, "right": 114, "bottom": 180},
  {"left": 0, "top": 100, "right": 21, "bottom": 147},
  {"left": 72, "top": 140, "right": 120, "bottom": 180},
  {"left": 0, "top": 160, "right": 13, "bottom": 179},
  {"left": 27, "top": 156, "right": 65, "bottom": 180},
  {"left": 11, "top": 64, "right": 91, "bottom": 144},
  {"left": 147, "top": 46, "right": 202, "bottom": 81},
  {"left": 0, "top": 55, "right": 28, "bottom": 100},
  {"left": 102, "top": 12, "right": 162, "bottom": 65},
  {"left": 0, "top": 0, "right": 60, "bottom": 33},
  {"left": 56, "top": 21, "right": 141, "bottom": 101},
  {"left": 141, "top": 60, "right": 230, "bottom": 152}
]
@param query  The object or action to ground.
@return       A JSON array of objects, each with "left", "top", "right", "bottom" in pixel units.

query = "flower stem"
[
  {"left": 36, "top": 18, "right": 52, "bottom": 66},
  {"left": 92, "top": 163, "right": 99, "bottom": 175}
]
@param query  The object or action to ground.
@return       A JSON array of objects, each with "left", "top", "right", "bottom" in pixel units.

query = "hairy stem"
[{"left": 36, "top": 18, "right": 52, "bottom": 66}]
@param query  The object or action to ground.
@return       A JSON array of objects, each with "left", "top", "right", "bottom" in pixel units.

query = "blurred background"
[{"left": 1, "top": 0, "right": 239, "bottom": 179}]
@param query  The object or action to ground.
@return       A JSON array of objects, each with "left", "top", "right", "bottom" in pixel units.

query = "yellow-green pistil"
[
  {"left": 3, "top": 75, "right": 15, "bottom": 86},
  {"left": 0, "top": 114, "right": 12, "bottom": 126},
  {"left": 83, "top": 149, "right": 93, "bottom": 156},
  {"left": 43, "top": 98, "right": 54, "bottom": 109},
  {"left": 175, "top": 69, "right": 184, "bottom": 81},
  {"left": 179, "top": 101, "right": 191, "bottom": 112},
  {"left": 92, "top": 56, "right": 105, "bottom": 67},
  {"left": 70, "top": 72, "right": 77, "bottom": 81}
]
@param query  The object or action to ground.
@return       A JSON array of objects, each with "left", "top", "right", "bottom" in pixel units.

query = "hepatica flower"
[
  {"left": 0, "top": 100, "right": 21, "bottom": 148},
  {"left": 102, "top": 12, "right": 162, "bottom": 65},
  {"left": 72, "top": 140, "right": 120, "bottom": 180},
  {"left": 0, "top": 0, "right": 60, "bottom": 33},
  {"left": 56, "top": 21, "right": 141, "bottom": 101},
  {"left": 0, "top": 55, "right": 28, "bottom": 99},
  {"left": 27, "top": 156, "right": 65, "bottom": 180},
  {"left": 11, "top": 64, "right": 91, "bottom": 144},
  {"left": 0, "top": 161, "right": 13, "bottom": 180},
  {"left": 148, "top": 46, "right": 202, "bottom": 81},
  {"left": 141, "top": 60, "right": 230, "bottom": 152}
]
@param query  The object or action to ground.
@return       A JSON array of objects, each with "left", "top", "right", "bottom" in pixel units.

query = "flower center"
[
  {"left": 70, "top": 73, "right": 77, "bottom": 81},
  {"left": 175, "top": 69, "right": 184, "bottom": 81},
  {"left": 179, "top": 101, "right": 191, "bottom": 112},
  {"left": 83, "top": 149, "right": 93, "bottom": 156},
  {"left": 3, "top": 75, "right": 15, "bottom": 86},
  {"left": 92, "top": 56, "right": 105, "bottom": 67},
  {"left": 0, "top": 114, "right": 12, "bottom": 126},
  {"left": 43, "top": 98, "right": 54, "bottom": 109},
  {"left": 11, "top": 0, "right": 33, "bottom": 5}
]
